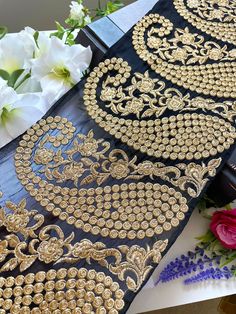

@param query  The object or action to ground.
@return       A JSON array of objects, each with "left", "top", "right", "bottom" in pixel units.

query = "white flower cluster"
[
  {"left": 0, "top": 27, "right": 92, "bottom": 148},
  {"left": 70, "top": 1, "right": 91, "bottom": 25}
]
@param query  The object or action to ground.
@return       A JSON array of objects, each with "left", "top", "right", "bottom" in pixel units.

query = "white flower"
[
  {"left": 0, "top": 78, "right": 48, "bottom": 148},
  {"left": 31, "top": 36, "right": 92, "bottom": 104},
  {"left": 0, "top": 30, "right": 35, "bottom": 74},
  {"left": 70, "top": 1, "right": 85, "bottom": 23}
]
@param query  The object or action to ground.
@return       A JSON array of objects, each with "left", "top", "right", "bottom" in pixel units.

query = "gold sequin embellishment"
[
  {"left": 99, "top": 65, "right": 236, "bottom": 121},
  {"left": 14, "top": 116, "right": 192, "bottom": 239},
  {"left": 0, "top": 267, "right": 125, "bottom": 313},
  {"left": 0, "top": 194, "right": 168, "bottom": 292},
  {"left": 83, "top": 58, "right": 236, "bottom": 160},
  {"left": 174, "top": 0, "right": 236, "bottom": 46},
  {"left": 132, "top": 14, "right": 236, "bottom": 98}
]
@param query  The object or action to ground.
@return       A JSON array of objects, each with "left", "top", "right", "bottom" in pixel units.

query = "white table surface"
[{"left": 128, "top": 209, "right": 236, "bottom": 313}]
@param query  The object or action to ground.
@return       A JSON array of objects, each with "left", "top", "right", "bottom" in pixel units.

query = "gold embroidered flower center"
[
  {"left": 38, "top": 238, "right": 64, "bottom": 264},
  {"left": 166, "top": 96, "right": 185, "bottom": 111},
  {"left": 34, "top": 147, "right": 54, "bottom": 165},
  {"left": 109, "top": 160, "right": 130, "bottom": 179},
  {"left": 137, "top": 78, "right": 155, "bottom": 93}
]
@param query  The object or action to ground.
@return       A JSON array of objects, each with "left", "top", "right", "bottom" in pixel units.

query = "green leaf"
[
  {"left": 196, "top": 230, "right": 215, "bottom": 243},
  {"left": 8, "top": 69, "right": 25, "bottom": 88},
  {"left": 0, "top": 26, "right": 7, "bottom": 40},
  {"left": 0, "top": 69, "right": 10, "bottom": 81},
  {"left": 220, "top": 252, "right": 236, "bottom": 267},
  {"left": 33, "top": 31, "right": 39, "bottom": 48},
  {"left": 96, "top": 0, "right": 124, "bottom": 17}
]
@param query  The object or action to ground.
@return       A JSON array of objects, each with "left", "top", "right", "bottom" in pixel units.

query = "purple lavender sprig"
[
  {"left": 155, "top": 246, "right": 220, "bottom": 285},
  {"left": 184, "top": 267, "right": 232, "bottom": 285}
]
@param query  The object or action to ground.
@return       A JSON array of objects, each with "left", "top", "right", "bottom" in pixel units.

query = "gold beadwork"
[
  {"left": 0, "top": 195, "right": 168, "bottom": 292},
  {"left": 14, "top": 117, "right": 194, "bottom": 239},
  {"left": 33, "top": 129, "right": 221, "bottom": 197},
  {"left": 174, "top": 0, "right": 236, "bottom": 46},
  {"left": 100, "top": 68, "right": 236, "bottom": 121},
  {"left": 0, "top": 267, "right": 125, "bottom": 313},
  {"left": 83, "top": 58, "right": 236, "bottom": 160},
  {"left": 132, "top": 14, "right": 236, "bottom": 98}
]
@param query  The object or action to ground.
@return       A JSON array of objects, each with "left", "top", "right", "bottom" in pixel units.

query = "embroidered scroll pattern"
[
  {"left": 15, "top": 118, "right": 190, "bottom": 239},
  {"left": 132, "top": 14, "right": 236, "bottom": 98},
  {"left": 100, "top": 68, "right": 236, "bottom": 121},
  {"left": 35, "top": 130, "right": 222, "bottom": 198},
  {"left": 14, "top": 117, "right": 225, "bottom": 239},
  {"left": 84, "top": 58, "right": 236, "bottom": 161},
  {"left": 174, "top": 0, "right": 236, "bottom": 45},
  {"left": 0, "top": 194, "right": 168, "bottom": 293}
]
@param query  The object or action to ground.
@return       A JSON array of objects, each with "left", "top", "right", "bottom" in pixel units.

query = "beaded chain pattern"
[
  {"left": 132, "top": 14, "right": 236, "bottom": 98},
  {"left": 84, "top": 58, "right": 236, "bottom": 161},
  {"left": 0, "top": 267, "right": 125, "bottom": 313},
  {"left": 173, "top": 0, "right": 236, "bottom": 46}
]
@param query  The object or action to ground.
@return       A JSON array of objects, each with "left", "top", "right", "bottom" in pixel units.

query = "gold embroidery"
[
  {"left": 100, "top": 66, "right": 236, "bottom": 121},
  {"left": 34, "top": 130, "right": 221, "bottom": 197},
  {"left": 0, "top": 267, "right": 125, "bottom": 313},
  {"left": 174, "top": 0, "right": 236, "bottom": 45},
  {"left": 132, "top": 14, "right": 236, "bottom": 98},
  {"left": 110, "top": 240, "right": 168, "bottom": 292},
  {"left": 15, "top": 116, "right": 194, "bottom": 239},
  {"left": 84, "top": 58, "right": 236, "bottom": 161},
  {"left": 171, "top": 158, "right": 222, "bottom": 197},
  {"left": 132, "top": 158, "right": 222, "bottom": 198},
  {"left": 0, "top": 196, "right": 168, "bottom": 294},
  {"left": 146, "top": 25, "right": 235, "bottom": 65}
]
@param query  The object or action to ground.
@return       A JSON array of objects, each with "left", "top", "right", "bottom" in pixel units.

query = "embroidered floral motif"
[
  {"left": 174, "top": 0, "right": 236, "bottom": 45},
  {"left": 110, "top": 240, "right": 168, "bottom": 291},
  {"left": 33, "top": 127, "right": 222, "bottom": 198},
  {"left": 147, "top": 25, "right": 235, "bottom": 65},
  {"left": 133, "top": 14, "right": 236, "bottom": 98},
  {"left": 100, "top": 64, "right": 236, "bottom": 120},
  {"left": 0, "top": 196, "right": 168, "bottom": 293},
  {"left": 185, "top": 0, "right": 236, "bottom": 23}
]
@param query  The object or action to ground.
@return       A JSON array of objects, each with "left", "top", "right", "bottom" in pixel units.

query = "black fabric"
[{"left": 0, "top": 0, "right": 235, "bottom": 313}]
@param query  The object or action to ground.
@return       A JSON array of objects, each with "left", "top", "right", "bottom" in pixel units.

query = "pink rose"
[{"left": 210, "top": 208, "right": 236, "bottom": 249}]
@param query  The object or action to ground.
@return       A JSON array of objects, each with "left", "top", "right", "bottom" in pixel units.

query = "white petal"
[
  {"left": 0, "top": 34, "right": 34, "bottom": 73},
  {"left": 40, "top": 74, "right": 70, "bottom": 104},
  {"left": 5, "top": 104, "right": 44, "bottom": 139},
  {"left": 0, "top": 85, "right": 18, "bottom": 110},
  {"left": 0, "top": 123, "right": 12, "bottom": 148},
  {"left": 16, "top": 76, "right": 42, "bottom": 94}
]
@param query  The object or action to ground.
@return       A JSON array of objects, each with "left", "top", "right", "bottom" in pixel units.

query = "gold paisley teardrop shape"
[
  {"left": 15, "top": 116, "right": 189, "bottom": 240},
  {"left": 0, "top": 267, "right": 125, "bottom": 313},
  {"left": 86, "top": 98, "right": 236, "bottom": 161},
  {"left": 174, "top": 0, "right": 236, "bottom": 46},
  {"left": 132, "top": 13, "right": 236, "bottom": 98}
]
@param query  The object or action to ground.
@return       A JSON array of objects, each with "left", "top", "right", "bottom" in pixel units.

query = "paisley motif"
[
  {"left": 132, "top": 14, "right": 236, "bottom": 98},
  {"left": 83, "top": 58, "right": 236, "bottom": 161},
  {"left": 174, "top": 0, "right": 236, "bottom": 45},
  {"left": 14, "top": 117, "right": 191, "bottom": 240}
]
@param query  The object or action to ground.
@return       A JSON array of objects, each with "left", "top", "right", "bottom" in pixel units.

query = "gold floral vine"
[
  {"left": 132, "top": 14, "right": 236, "bottom": 98},
  {"left": 15, "top": 117, "right": 192, "bottom": 239},
  {"left": 15, "top": 116, "right": 225, "bottom": 239},
  {"left": 0, "top": 195, "right": 168, "bottom": 293},
  {"left": 84, "top": 57, "right": 236, "bottom": 161},
  {"left": 174, "top": 0, "right": 236, "bottom": 46},
  {"left": 35, "top": 130, "right": 222, "bottom": 198},
  {"left": 100, "top": 68, "right": 236, "bottom": 121}
]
